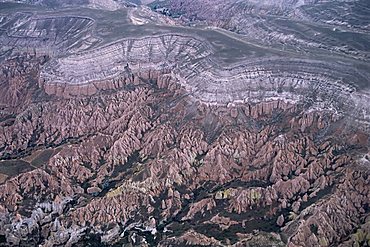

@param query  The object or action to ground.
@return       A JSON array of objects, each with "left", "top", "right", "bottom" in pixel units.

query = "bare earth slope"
[{"left": 0, "top": 1, "right": 369, "bottom": 246}]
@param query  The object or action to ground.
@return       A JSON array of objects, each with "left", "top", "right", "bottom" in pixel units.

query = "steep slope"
[{"left": 0, "top": 1, "right": 369, "bottom": 247}]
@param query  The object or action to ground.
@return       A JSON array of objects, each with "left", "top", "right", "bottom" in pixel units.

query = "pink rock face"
[
  {"left": 0, "top": 54, "right": 48, "bottom": 110},
  {"left": 0, "top": 53, "right": 369, "bottom": 247},
  {"left": 277, "top": 215, "right": 284, "bottom": 227}
]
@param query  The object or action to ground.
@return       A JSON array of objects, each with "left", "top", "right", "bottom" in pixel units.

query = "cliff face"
[
  {"left": 39, "top": 33, "right": 370, "bottom": 125},
  {"left": 0, "top": 1, "right": 369, "bottom": 246},
  {"left": 0, "top": 53, "right": 48, "bottom": 111},
  {"left": 0, "top": 52, "right": 369, "bottom": 246}
]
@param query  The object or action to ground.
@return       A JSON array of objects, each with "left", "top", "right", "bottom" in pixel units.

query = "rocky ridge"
[
  {"left": 0, "top": 52, "right": 369, "bottom": 246},
  {"left": 0, "top": 1, "right": 369, "bottom": 247},
  {"left": 154, "top": 0, "right": 370, "bottom": 60},
  {"left": 0, "top": 13, "right": 99, "bottom": 55},
  {"left": 40, "top": 33, "right": 370, "bottom": 126}
]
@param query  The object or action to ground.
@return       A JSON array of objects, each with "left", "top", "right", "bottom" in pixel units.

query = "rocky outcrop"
[
  {"left": 0, "top": 2, "right": 369, "bottom": 246},
  {"left": 0, "top": 53, "right": 48, "bottom": 111},
  {"left": 158, "top": 230, "right": 222, "bottom": 246},
  {"left": 39, "top": 33, "right": 370, "bottom": 125},
  {"left": 1, "top": 69, "right": 368, "bottom": 245},
  {"left": 0, "top": 13, "right": 99, "bottom": 55},
  {"left": 157, "top": 0, "right": 370, "bottom": 60}
]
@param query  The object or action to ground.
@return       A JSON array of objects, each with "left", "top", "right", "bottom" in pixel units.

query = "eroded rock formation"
[
  {"left": 0, "top": 51, "right": 369, "bottom": 246},
  {"left": 0, "top": 1, "right": 369, "bottom": 247}
]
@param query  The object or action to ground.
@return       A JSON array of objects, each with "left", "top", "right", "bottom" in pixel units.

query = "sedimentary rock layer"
[
  {"left": 0, "top": 13, "right": 99, "bottom": 55},
  {"left": 41, "top": 34, "right": 370, "bottom": 124},
  {"left": 0, "top": 2, "right": 369, "bottom": 246},
  {"left": 156, "top": 0, "right": 370, "bottom": 60},
  {"left": 0, "top": 53, "right": 369, "bottom": 247}
]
